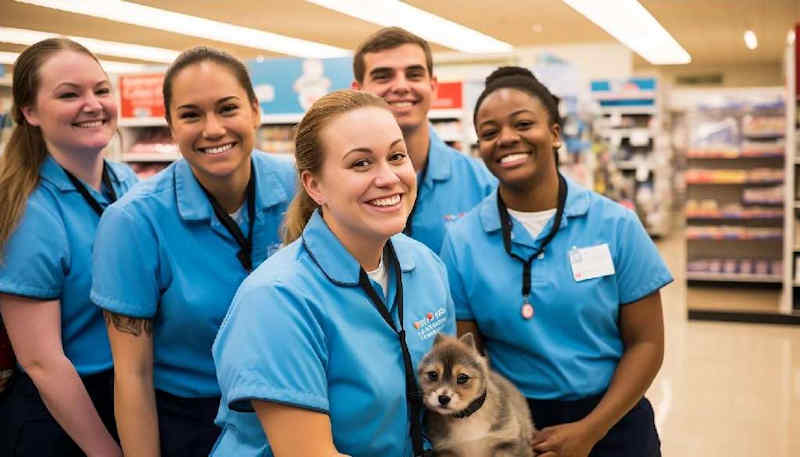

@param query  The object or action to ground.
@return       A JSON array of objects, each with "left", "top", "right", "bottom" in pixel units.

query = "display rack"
[
  {"left": 0, "top": 73, "right": 14, "bottom": 155},
  {"left": 781, "top": 24, "right": 800, "bottom": 313},
  {"left": 590, "top": 77, "right": 672, "bottom": 236},
  {"left": 685, "top": 92, "right": 786, "bottom": 287}
]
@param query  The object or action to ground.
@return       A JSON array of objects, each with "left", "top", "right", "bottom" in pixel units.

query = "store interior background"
[{"left": 1, "top": 0, "right": 800, "bottom": 455}]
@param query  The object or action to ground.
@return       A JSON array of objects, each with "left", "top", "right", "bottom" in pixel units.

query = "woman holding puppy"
[
  {"left": 212, "top": 89, "right": 455, "bottom": 457},
  {"left": 440, "top": 67, "right": 671, "bottom": 457}
]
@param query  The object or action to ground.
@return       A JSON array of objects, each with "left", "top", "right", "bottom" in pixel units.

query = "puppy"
[{"left": 418, "top": 333, "right": 535, "bottom": 457}]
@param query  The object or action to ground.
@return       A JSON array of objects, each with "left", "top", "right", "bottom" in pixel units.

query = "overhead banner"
[
  {"left": 118, "top": 73, "right": 165, "bottom": 118},
  {"left": 248, "top": 57, "right": 353, "bottom": 116}
]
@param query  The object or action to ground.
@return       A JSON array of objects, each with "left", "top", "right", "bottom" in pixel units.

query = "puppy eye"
[
  {"left": 426, "top": 371, "right": 438, "bottom": 382},
  {"left": 456, "top": 374, "right": 470, "bottom": 384}
]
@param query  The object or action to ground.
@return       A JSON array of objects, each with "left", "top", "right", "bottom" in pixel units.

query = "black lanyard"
[
  {"left": 62, "top": 162, "right": 117, "bottom": 217},
  {"left": 197, "top": 170, "right": 256, "bottom": 272},
  {"left": 357, "top": 241, "right": 425, "bottom": 457},
  {"left": 497, "top": 174, "right": 567, "bottom": 306},
  {"left": 403, "top": 154, "right": 430, "bottom": 237}
]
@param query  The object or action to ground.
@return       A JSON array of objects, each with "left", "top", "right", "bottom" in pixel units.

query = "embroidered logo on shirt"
[
  {"left": 443, "top": 213, "right": 466, "bottom": 223},
  {"left": 413, "top": 307, "right": 448, "bottom": 340}
]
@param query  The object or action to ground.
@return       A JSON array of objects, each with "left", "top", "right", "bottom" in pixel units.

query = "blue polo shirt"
[
  {"left": 211, "top": 210, "right": 455, "bottom": 457},
  {"left": 0, "top": 155, "right": 137, "bottom": 375},
  {"left": 440, "top": 176, "right": 672, "bottom": 400},
  {"left": 91, "top": 151, "right": 295, "bottom": 397},
  {"left": 407, "top": 126, "right": 496, "bottom": 252}
]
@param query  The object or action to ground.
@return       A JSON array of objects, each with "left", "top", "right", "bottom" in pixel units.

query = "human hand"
[{"left": 531, "top": 420, "right": 603, "bottom": 457}]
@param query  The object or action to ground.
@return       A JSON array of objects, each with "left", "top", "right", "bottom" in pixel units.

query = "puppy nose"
[{"left": 438, "top": 395, "right": 451, "bottom": 406}]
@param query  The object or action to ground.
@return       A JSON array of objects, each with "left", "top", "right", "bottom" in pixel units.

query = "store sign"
[
  {"left": 431, "top": 81, "right": 463, "bottom": 110},
  {"left": 248, "top": 57, "right": 352, "bottom": 115},
  {"left": 118, "top": 73, "right": 165, "bottom": 118}
]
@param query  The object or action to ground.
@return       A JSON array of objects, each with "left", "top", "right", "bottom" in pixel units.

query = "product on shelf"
[
  {"left": 685, "top": 199, "right": 783, "bottom": 219},
  {"left": 126, "top": 127, "right": 177, "bottom": 157},
  {"left": 687, "top": 257, "right": 782, "bottom": 277},
  {"left": 257, "top": 125, "right": 296, "bottom": 155},
  {"left": 742, "top": 185, "right": 783, "bottom": 205},
  {"left": 684, "top": 168, "right": 783, "bottom": 184},
  {"left": 741, "top": 114, "right": 786, "bottom": 137},
  {"left": 685, "top": 225, "right": 782, "bottom": 240}
]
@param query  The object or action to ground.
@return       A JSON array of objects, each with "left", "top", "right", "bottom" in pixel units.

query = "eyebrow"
[
  {"left": 369, "top": 64, "right": 426, "bottom": 77},
  {"left": 477, "top": 108, "right": 536, "bottom": 128},
  {"left": 53, "top": 80, "right": 110, "bottom": 92},
  {"left": 343, "top": 138, "right": 404, "bottom": 160},
  {"left": 177, "top": 95, "right": 240, "bottom": 111}
]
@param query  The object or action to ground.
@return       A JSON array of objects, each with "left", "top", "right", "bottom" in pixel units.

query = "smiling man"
[{"left": 352, "top": 27, "right": 496, "bottom": 252}]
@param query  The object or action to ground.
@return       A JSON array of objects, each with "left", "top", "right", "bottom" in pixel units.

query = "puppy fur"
[{"left": 418, "top": 333, "right": 535, "bottom": 457}]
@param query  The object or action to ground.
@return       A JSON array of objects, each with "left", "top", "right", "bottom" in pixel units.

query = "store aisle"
[{"left": 648, "top": 226, "right": 800, "bottom": 456}]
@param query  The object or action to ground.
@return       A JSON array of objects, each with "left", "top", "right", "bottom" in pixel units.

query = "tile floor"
[{"left": 648, "top": 225, "right": 800, "bottom": 456}]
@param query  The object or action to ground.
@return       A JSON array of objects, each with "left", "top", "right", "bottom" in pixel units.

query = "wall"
[{"left": 635, "top": 62, "right": 784, "bottom": 88}]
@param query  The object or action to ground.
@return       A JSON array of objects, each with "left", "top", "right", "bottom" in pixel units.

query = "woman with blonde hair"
[
  {"left": 211, "top": 89, "right": 455, "bottom": 457},
  {"left": 0, "top": 38, "right": 138, "bottom": 457}
]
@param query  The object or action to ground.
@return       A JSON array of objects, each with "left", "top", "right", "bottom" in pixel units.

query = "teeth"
[
  {"left": 370, "top": 195, "right": 401, "bottom": 207},
  {"left": 391, "top": 102, "right": 413, "bottom": 107},
  {"left": 499, "top": 153, "right": 528, "bottom": 164},
  {"left": 200, "top": 143, "right": 234, "bottom": 155},
  {"left": 76, "top": 120, "right": 103, "bottom": 128}
]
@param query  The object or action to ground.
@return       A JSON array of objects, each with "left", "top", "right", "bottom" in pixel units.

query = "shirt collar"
[
  {"left": 423, "top": 124, "right": 454, "bottom": 184},
  {"left": 301, "top": 210, "right": 415, "bottom": 287},
  {"left": 479, "top": 173, "right": 591, "bottom": 234},
  {"left": 39, "top": 154, "right": 122, "bottom": 192},
  {"left": 175, "top": 152, "right": 290, "bottom": 222}
]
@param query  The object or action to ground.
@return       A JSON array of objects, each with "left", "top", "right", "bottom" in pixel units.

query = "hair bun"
[{"left": 485, "top": 66, "right": 536, "bottom": 85}]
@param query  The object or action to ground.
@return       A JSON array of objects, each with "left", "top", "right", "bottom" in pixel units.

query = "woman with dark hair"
[
  {"left": 0, "top": 38, "right": 138, "bottom": 457},
  {"left": 211, "top": 89, "right": 455, "bottom": 457},
  {"left": 441, "top": 67, "right": 671, "bottom": 457},
  {"left": 90, "top": 46, "right": 295, "bottom": 457}
]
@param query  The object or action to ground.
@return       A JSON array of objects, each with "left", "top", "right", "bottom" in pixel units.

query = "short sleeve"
[
  {"left": 0, "top": 199, "right": 67, "bottom": 299},
  {"left": 615, "top": 211, "right": 673, "bottom": 304},
  {"left": 213, "top": 281, "right": 329, "bottom": 413},
  {"left": 439, "top": 232, "right": 474, "bottom": 321},
  {"left": 90, "top": 204, "right": 160, "bottom": 317}
]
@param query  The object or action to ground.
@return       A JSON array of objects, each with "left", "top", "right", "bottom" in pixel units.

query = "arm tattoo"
[{"left": 103, "top": 310, "right": 153, "bottom": 336}]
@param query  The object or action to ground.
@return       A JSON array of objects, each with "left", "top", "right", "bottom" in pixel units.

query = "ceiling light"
[
  {"left": 0, "top": 50, "right": 155, "bottom": 73},
  {"left": 306, "top": 0, "right": 512, "bottom": 53},
  {"left": 744, "top": 30, "right": 758, "bottom": 50},
  {"left": 562, "top": 0, "right": 690, "bottom": 65},
  {"left": 0, "top": 27, "right": 179, "bottom": 63},
  {"left": 14, "top": 0, "right": 349, "bottom": 58}
]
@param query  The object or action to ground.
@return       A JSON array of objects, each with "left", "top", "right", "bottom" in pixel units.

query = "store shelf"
[
  {"left": 688, "top": 272, "right": 782, "bottom": 283},
  {"left": 0, "top": 75, "right": 11, "bottom": 88},
  {"left": 686, "top": 179, "right": 784, "bottom": 185},
  {"left": 119, "top": 117, "right": 167, "bottom": 127},
  {"left": 122, "top": 152, "right": 181, "bottom": 162}
]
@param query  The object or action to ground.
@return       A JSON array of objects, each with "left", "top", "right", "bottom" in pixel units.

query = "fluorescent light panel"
[
  {"left": 306, "top": 0, "right": 512, "bottom": 54},
  {"left": 0, "top": 50, "right": 155, "bottom": 73},
  {"left": 14, "top": 0, "right": 349, "bottom": 58},
  {"left": 562, "top": 0, "right": 690, "bottom": 65},
  {"left": 0, "top": 27, "right": 179, "bottom": 63}
]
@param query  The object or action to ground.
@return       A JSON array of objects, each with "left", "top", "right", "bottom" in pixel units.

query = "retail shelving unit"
[
  {"left": 782, "top": 25, "right": 800, "bottom": 314},
  {"left": 590, "top": 77, "right": 672, "bottom": 237},
  {"left": 0, "top": 74, "right": 12, "bottom": 154},
  {"left": 685, "top": 94, "right": 786, "bottom": 288}
]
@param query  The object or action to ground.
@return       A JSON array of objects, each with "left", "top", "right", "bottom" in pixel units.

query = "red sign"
[
  {"left": 119, "top": 73, "right": 166, "bottom": 118},
  {"left": 431, "top": 81, "right": 463, "bottom": 110}
]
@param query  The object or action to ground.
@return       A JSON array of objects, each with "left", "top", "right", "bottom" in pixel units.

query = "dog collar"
[{"left": 452, "top": 390, "right": 487, "bottom": 419}]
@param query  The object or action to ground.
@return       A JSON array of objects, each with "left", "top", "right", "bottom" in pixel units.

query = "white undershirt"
[
  {"left": 366, "top": 256, "right": 389, "bottom": 297},
  {"left": 228, "top": 205, "right": 244, "bottom": 225},
  {"left": 507, "top": 208, "right": 557, "bottom": 240}
]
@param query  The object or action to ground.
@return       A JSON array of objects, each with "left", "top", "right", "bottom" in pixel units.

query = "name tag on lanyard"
[{"left": 569, "top": 244, "right": 615, "bottom": 281}]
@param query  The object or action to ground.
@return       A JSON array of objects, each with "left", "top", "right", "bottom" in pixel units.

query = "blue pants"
[
  {"left": 155, "top": 389, "right": 221, "bottom": 457},
  {"left": 527, "top": 395, "right": 661, "bottom": 457},
  {"left": 0, "top": 369, "right": 117, "bottom": 457}
]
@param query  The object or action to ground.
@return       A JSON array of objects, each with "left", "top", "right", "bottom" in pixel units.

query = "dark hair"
[
  {"left": 473, "top": 66, "right": 560, "bottom": 127},
  {"left": 353, "top": 27, "right": 433, "bottom": 83},
  {"left": 283, "top": 90, "right": 390, "bottom": 243},
  {"left": 163, "top": 46, "right": 258, "bottom": 122},
  {"left": 0, "top": 38, "right": 102, "bottom": 259}
]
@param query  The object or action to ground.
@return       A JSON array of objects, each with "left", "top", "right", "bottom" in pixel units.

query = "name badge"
[{"left": 569, "top": 244, "right": 615, "bottom": 282}]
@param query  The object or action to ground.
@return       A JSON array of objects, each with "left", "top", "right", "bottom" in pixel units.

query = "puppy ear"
[
  {"left": 433, "top": 332, "right": 448, "bottom": 346},
  {"left": 459, "top": 332, "right": 477, "bottom": 352}
]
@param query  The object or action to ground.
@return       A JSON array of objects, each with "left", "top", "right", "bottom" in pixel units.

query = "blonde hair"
[
  {"left": 0, "top": 38, "right": 102, "bottom": 260},
  {"left": 282, "top": 89, "right": 390, "bottom": 243}
]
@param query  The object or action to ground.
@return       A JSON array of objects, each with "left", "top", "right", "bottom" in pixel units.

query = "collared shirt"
[
  {"left": 0, "top": 155, "right": 138, "bottom": 375},
  {"left": 440, "top": 176, "right": 673, "bottom": 400},
  {"left": 91, "top": 151, "right": 295, "bottom": 397},
  {"left": 211, "top": 210, "right": 455, "bottom": 457},
  {"left": 407, "top": 125, "right": 496, "bottom": 252}
]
